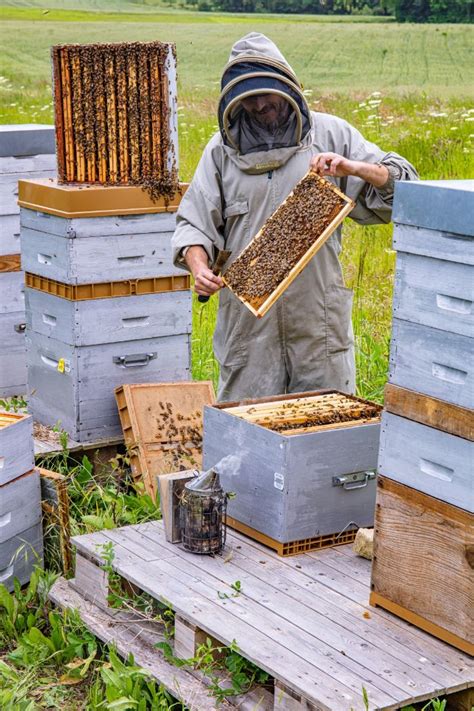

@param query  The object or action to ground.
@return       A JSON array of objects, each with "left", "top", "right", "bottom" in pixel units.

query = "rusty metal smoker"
[{"left": 180, "top": 468, "right": 227, "bottom": 555}]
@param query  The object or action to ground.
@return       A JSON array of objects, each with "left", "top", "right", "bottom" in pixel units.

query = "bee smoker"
[{"left": 180, "top": 468, "right": 227, "bottom": 555}]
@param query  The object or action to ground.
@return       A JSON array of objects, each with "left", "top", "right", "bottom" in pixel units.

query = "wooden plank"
[
  {"left": 80, "top": 46, "right": 97, "bottom": 183},
  {"left": 38, "top": 467, "right": 73, "bottom": 576},
  {"left": 149, "top": 52, "right": 162, "bottom": 177},
  {"left": 134, "top": 526, "right": 448, "bottom": 701},
  {"left": 371, "top": 477, "right": 474, "bottom": 655},
  {"left": 223, "top": 175, "right": 354, "bottom": 319},
  {"left": 126, "top": 45, "right": 140, "bottom": 182},
  {"left": 137, "top": 47, "right": 151, "bottom": 179},
  {"left": 116, "top": 45, "right": 129, "bottom": 183},
  {"left": 69, "top": 48, "right": 86, "bottom": 182},
  {"left": 49, "top": 577, "right": 220, "bottom": 711},
  {"left": 384, "top": 384, "right": 474, "bottom": 441},
  {"left": 94, "top": 49, "right": 108, "bottom": 184},
  {"left": 157, "top": 470, "right": 195, "bottom": 543},
  {"left": 0, "top": 253, "right": 21, "bottom": 272}
]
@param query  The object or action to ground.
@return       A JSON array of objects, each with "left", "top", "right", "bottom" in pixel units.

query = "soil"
[
  {"left": 224, "top": 172, "right": 347, "bottom": 306},
  {"left": 52, "top": 41, "right": 178, "bottom": 201}
]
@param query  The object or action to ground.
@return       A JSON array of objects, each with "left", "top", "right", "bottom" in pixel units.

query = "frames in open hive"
[
  {"left": 224, "top": 391, "right": 382, "bottom": 435},
  {"left": 223, "top": 172, "right": 354, "bottom": 318},
  {"left": 51, "top": 41, "right": 178, "bottom": 200}
]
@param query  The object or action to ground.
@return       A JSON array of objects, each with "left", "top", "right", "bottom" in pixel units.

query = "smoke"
[{"left": 212, "top": 454, "right": 243, "bottom": 479}]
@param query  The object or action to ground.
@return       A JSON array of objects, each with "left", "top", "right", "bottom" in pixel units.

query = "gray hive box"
[
  {"left": 0, "top": 469, "right": 42, "bottom": 543},
  {"left": 0, "top": 125, "right": 56, "bottom": 398},
  {"left": 0, "top": 124, "right": 56, "bottom": 158},
  {"left": 203, "top": 392, "right": 381, "bottom": 547},
  {"left": 389, "top": 180, "right": 474, "bottom": 408},
  {"left": 0, "top": 522, "right": 43, "bottom": 591},
  {"left": 0, "top": 412, "right": 34, "bottom": 486}
]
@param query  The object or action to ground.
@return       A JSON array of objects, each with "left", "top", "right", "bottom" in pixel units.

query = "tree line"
[{"left": 178, "top": 0, "right": 472, "bottom": 21}]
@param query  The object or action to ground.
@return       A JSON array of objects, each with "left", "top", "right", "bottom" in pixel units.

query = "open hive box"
[
  {"left": 52, "top": 41, "right": 178, "bottom": 200},
  {"left": 223, "top": 172, "right": 354, "bottom": 318},
  {"left": 115, "top": 382, "right": 215, "bottom": 497},
  {"left": 203, "top": 390, "right": 382, "bottom": 555}
]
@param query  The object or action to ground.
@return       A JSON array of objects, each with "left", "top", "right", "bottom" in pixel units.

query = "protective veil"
[{"left": 172, "top": 33, "right": 418, "bottom": 401}]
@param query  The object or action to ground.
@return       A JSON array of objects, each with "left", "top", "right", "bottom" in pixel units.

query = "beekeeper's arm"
[
  {"left": 172, "top": 135, "right": 225, "bottom": 296},
  {"left": 310, "top": 115, "right": 418, "bottom": 225}
]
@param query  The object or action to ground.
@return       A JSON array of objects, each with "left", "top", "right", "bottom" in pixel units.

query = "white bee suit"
[{"left": 172, "top": 33, "right": 418, "bottom": 401}]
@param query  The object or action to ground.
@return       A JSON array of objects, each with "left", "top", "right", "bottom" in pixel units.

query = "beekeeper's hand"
[{"left": 185, "top": 246, "right": 223, "bottom": 296}]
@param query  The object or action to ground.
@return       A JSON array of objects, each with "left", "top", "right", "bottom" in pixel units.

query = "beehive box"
[
  {"left": 25, "top": 288, "right": 191, "bottom": 345},
  {"left": 378, "top": 411, "right": 472, "bottom": 511},
  {"left": 20, "top": 206, "right": 182, "bottom": 284},
  {"left": 0, "top": 412, "right": 34, "bottom": 486},
  {"left": 223, "top": 172, "right": 354, "bottom": 318},
  {"left": 0, "top": 469, "right": 41, "bottom": 544},
  {"left": 0, "top": 125, "right": 56, "bottom": 396},
  {"left": 0, "top": 522, "right": 43, "bottom": 592},
  {"left": 0, "top": 267, "right": 27, "bottom": 396},
  {"left": 203, "top": 390, "right": 382, "bottom": 552},
  {"left": 27, "top": 332, "right": 191, "bottom": 442},
  {"left": 0, "top": 126, "right": 56, "bottom": 256},
  {"left": 52, "top": 42, "right": 178, "bottom": 195},
  {"left": 115, "top": 381, "right": 215, "bottom": 496},
  {"left": 370, "top": 476, "right": 474, "bottom": 656}
]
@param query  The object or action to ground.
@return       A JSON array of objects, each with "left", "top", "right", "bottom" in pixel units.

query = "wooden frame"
[
  {"left": 0, "top": 254, "right": 21, "bottom": 273},
  {"left": 223, "top": 173, "right": 354, "bottom": 318},
  {"left": 39, "top": 467, "right": 73, "bottom": 576},
  {"left": 115, "top": 382, "right": 215, "bottom": 497}
]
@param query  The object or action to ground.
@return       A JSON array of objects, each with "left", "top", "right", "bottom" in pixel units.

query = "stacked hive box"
[
  {"left": 0, "top": 125, "right": 56, "bottom": 397},
  {"left": 0, "top": 413, "right": 43, "bottom": 591},
  {"left": 19, "top": 187, "right": 191, "bottom": 443},
  {"left": 18, "top": 41, "right": 192, "bottom": 443},
  {"left": 370, "top": 180, "right": 473, "bottom": 656}
]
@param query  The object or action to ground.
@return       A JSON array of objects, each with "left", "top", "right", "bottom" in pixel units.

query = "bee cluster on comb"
[
  {"left": 51, "top": 41, "right": 178, "bottom": 201},
  {"left": 224, "top": 172, "right": 353, "bottom": 316}
]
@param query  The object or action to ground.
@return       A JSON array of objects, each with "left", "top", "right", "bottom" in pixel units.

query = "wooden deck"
[{"left": 53, "top": 521, "right": 473, "bottom": 711}]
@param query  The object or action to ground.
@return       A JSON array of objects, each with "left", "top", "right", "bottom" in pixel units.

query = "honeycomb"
[
  {"left": 52, "top": 41, "right": 178, "bottom": 201},
  {"left": 224, "top": 172, "right": 349, "bottom": 309}
]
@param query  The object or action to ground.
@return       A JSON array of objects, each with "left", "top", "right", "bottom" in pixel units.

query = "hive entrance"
[
  {"left": 223, "top": 172, "right": 354, "bottom": 318},
  {"left": 52, "top": 41, "right": 178, "bottom": 201},
  {"left": 225, "top": 392, "right": 381, "bottom": 435}
]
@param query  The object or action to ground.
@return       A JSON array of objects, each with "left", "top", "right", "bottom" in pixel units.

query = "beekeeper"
[{"left": 172, "top": 33, "right": 418, "bottom": 401}]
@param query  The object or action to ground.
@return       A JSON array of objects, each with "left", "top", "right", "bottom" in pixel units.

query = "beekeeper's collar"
[{"left": 218, "top": 33, "right": 312, "bottom": 173}]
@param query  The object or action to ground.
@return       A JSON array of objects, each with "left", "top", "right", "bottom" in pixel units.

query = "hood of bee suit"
[{"left": 218, "top": 33, "right": 312, "bottom": 174}]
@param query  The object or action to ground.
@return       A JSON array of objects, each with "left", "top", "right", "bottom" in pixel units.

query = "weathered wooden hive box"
[
  {"left": 0, "top": 124, "right": 56, "bottom": 397},
  {"left": 0, "top": 413, "right": 43, "bottom": 590},
  {"left": 371, "top": 180, "right": 474, "bottom": 656},
  {"left": 203, "top": 390, "right": 381, "bottom": 554},
  {"left": 20, "top": 185, "right": 191, "bottom": 443}
]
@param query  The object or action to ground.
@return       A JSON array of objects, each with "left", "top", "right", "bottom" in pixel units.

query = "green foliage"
[
  {"left": 0, "top": 395, "right": 28, "bottom": 412},
  {"left": 395, "top": 0, "right": 472, "bottom": 22}
]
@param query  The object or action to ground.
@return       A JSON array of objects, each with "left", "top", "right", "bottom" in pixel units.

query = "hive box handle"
[{"left": 113, "top": 352, "right": 157, "bottom": 368}]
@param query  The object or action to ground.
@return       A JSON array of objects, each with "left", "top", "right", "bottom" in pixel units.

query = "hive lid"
[
  {"left": 0, "top": 124, "right": 55, "bottom": 158},
  {"left": 18, "top": 178, "right": 188, "bottom": 218},
  {"left": 393, "top": 180, "right": 474, "bottom": 237}
]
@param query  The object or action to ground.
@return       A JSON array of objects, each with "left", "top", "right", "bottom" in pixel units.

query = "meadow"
[{"left": 0, "top": 6, "right": 473, "bottom": 707}]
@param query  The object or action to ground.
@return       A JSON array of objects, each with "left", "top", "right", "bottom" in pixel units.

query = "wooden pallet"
[
  {"left": 384, "top": 383, "right": 474, "bottom": 441},
  {"left": 55, "top": 520, "right": 474, "bottom": 710},
  {"left": 115, "top": 381, "right": 215, "bottom": 497}
]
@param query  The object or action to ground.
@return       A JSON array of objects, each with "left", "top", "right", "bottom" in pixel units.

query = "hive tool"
[{"left": 198, "top": 249, "right": 232, "bottom": 304}]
